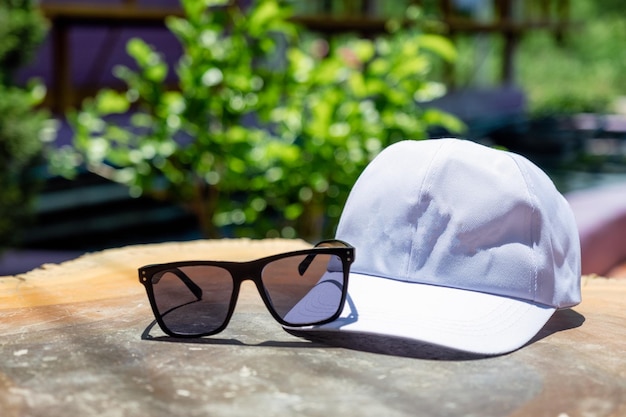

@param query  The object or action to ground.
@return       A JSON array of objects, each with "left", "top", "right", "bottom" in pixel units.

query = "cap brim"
[
  {"left": 282, "top": 271, "right": 345, "bottom": 325},
  {"left": 285, "top": 272, "right": 555, "bottom": 356}
]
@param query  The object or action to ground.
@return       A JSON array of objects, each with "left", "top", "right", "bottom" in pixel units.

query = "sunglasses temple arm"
[
  {"left": 298, "top": 254, "right": 316, "bottom": 276},
  {"left": 299, "top": 240, "right": 352, "bottom": 275},
  {"left": 152, "top": 269, "right": 203, "bottom": 300},
  {"left": 177, "top": 269, "right": 203, "bottom": 300}
]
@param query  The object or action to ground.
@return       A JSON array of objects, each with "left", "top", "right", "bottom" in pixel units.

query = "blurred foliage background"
[
  {"left": 518, "top": 0, "right": 625, "bottom": 115},
  {"left": 4, "top": 0, "right": 626, "bottom": 252},
  {"left": 51, "top": 0, "right": 461, "bottom": 241},
  {"left": 0, "top": 0, "right": 51, "bottom": 254},
  {"left": 441, "top": 0, "right": 626, "bottom": 115}
]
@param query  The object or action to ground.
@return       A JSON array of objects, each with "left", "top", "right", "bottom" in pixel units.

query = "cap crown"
[{"left": 336, "top": 139, "right": 581, "bottom": 308}]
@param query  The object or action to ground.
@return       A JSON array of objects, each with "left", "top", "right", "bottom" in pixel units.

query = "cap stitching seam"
[
  {"left": 507, "top": 153, "right": 539, "bottom": 301},
  {"left": 406, "top": 139, "right": 450, "bottom": 280}
]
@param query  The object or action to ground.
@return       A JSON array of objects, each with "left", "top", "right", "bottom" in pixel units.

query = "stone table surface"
[{"left": 0, "top": 239, "right": 625, "bottom": 417}]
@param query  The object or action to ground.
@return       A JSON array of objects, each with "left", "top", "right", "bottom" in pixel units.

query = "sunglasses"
[{"left": 138, "top": 240, "right": 354, "bottom": 338}]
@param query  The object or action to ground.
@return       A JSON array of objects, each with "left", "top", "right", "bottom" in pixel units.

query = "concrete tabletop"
[{"left": 1, "top": 239, "right": 625, "bottom": 417}]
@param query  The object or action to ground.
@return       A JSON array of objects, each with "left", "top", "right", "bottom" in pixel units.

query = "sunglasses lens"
[
  {"left": 261, "top": 254, "right": 345, "bottom": 325},
  {"left": 150, "top": 265, "right": 233, "bottom": 336}
]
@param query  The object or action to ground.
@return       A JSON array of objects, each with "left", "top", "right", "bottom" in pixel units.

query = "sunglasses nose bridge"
[{"left": 231, "top": 262, "right": 262, "bottom": 284}]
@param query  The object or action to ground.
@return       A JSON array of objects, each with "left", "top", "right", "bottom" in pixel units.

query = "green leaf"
[
  {"left": 126, "top": 38, "right": 153, "bottom": 67},
  {"left": 95, "top": 89, "right": 130, "bottom": 114},
  {"left": 228, "top": 157, "right": 247, "bottom": 174},
  {"left": 247, "top": 0, "right": 281, "bottom": 37},
  {"left": 144, "top": 61, "right": 168, "bottom": 83},
  {"left": 347, "top": 72, "right": 367, "bottom": 97},
  {"left": 417, "top": 34, "right": 457, "bottom": 63},
  {"left": 422, "top": 108, "right": 466, "bottom": 133},
  {"left": 413, "top": 81, "right": 447, "bottom": 102},
  {"left": 166, "top": 16, "right": 193, "bottom": 42},
  {"left": 352, "top": 39, "right": 375, "bottom": 62},
  {"left": 163, "top": 91, "right": 186, "bottom": 114},
  {"left": 130, "top": 113, "right": 153, "bottom": 128},
  {"left": 284, "top": 203, "right": 303, "bottom": 220}
]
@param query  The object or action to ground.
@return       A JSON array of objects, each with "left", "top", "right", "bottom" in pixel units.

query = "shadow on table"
[
  {"left": 141, "top": 308, "right": 585, "bottom": 361},
  {"left": 140, "top": 320, "right": 328, "bottom": 349},
  {"left": 525, "top": 308, "right": 585, "bottom": 345}
]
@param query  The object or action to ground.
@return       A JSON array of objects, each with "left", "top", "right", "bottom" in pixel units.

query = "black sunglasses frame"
[{"left": 138, "top": 240, "right": 354, "bottom": 338}]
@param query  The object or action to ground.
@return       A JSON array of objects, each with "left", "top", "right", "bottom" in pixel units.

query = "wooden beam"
[{"left": 40, "top": 4, "right": 183, "bottom": 26}]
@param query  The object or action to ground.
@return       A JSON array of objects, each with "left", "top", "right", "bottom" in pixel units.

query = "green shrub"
[
  {"left": 0, "top": 0, "right": 50, "bottom": 253},
  {"left": 270, "top": 9, "right": 462, "bottom": 239},
  {"left": 53, "top": 0, "right": 462, "bottom": 241}
]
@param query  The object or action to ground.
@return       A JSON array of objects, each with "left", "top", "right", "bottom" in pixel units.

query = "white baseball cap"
[{"left": 288, "top": 138, "right": 581, "bottom": 355}]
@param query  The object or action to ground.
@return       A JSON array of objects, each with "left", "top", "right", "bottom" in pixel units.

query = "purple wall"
[{"left": 17, "top": 1, "right": 184, "bottom": 99}]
